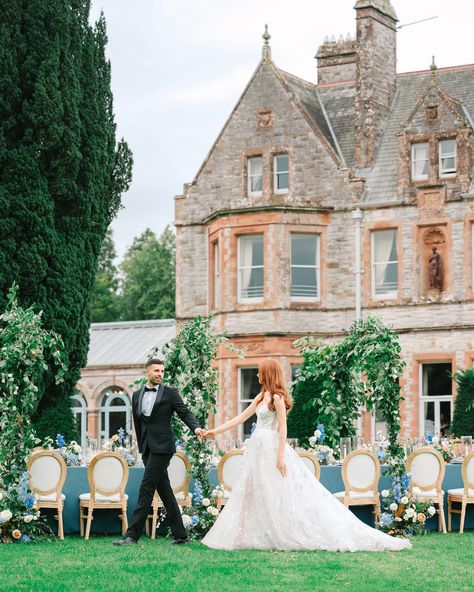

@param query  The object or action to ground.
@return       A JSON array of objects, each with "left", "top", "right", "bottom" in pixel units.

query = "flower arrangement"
[
  {"left": 102, "top": 428, "right": 136, "bottom": 465},
  {"left": 0, "top": 472, "right": 52, "bottom": 543},
  {"left": 181, "top": 481, "right": 223, "bottom": 538},
  {"left": 423, "top": 434, "right": 455, "bottom": 463},
  {"left": 377, "top": 474, "right": 435, "bottom": 537},
  {"left": 42, "top": 434, "right": 83, "bottom": 466},
  {"left": 307, "top": 424, "right": 335, "bottom": 465}
]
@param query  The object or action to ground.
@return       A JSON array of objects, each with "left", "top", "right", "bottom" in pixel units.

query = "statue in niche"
[{"left": 429, "top": 246, "right": 443, "bottom": 290}]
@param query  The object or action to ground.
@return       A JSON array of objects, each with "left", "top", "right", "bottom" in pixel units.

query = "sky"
[{"left": 89, "top": 0, "right": 474, "bottom": 261}]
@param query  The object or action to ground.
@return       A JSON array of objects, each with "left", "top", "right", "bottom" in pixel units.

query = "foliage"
[
  {"left": 292, "top": 317, "right": 406, "bottom": 475},
  {"left": 451, "top": 368, "right": 474, "bottom": 437},
  {"left": 0, "top": 284, "right": 67, "bottom": 542},
  {"left": 120, "top": 226, "right": 176, "bottom": 321},
  {"left": 155, "top": 316, "right": 242, "bottom": 538},
  {"left": 90, "top": 229, "right": 121, "bottom": 322},
  {"left": 0, "top": 1, "right": 132, "bottom": 440},
  {"left": 378, "top": 475, "right": 436, "bottom": 537}
]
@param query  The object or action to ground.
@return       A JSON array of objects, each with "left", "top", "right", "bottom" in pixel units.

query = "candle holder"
[
  {"left": 339, "top": 437, "right": 352, "bottom": 460},
  {"left": 461, "top": 436, "right": 472, "bottom": 458}
]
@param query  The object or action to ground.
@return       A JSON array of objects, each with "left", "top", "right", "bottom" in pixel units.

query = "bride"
[{"left": 202, "top": 359, "right": 411, "bottom": 552}]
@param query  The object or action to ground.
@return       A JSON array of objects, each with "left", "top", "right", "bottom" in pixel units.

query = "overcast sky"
[{"left": 89, "top": 0, "right": 474, "bottom": 260}]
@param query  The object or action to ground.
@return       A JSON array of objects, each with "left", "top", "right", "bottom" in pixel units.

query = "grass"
[{"left": 1, "top": 532, "right": 473, "bottom": 592}]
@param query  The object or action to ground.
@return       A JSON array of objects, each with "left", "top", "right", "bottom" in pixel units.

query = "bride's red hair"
[{"left": 257, "top": 359, "right": 292, "bottom": 412}]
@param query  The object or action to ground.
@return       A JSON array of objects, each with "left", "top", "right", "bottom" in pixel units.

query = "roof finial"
[
  {"left": 430, "top": 55, "right": 437, "bottom": 73},
  {"left": 262, "top": 24, "right": 271, "bottom": 60}
]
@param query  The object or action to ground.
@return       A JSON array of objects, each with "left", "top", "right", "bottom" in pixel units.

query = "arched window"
[
  {"left": 98, "top": 386, "right": 131, "bottom": 446},
  {"left": 71, "top": 391, "right": 88, "bottom": 450}
]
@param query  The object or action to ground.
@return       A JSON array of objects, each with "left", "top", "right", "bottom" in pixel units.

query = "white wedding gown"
[{"left": 202, "top": 403, "right": 411, "bottom": 551}]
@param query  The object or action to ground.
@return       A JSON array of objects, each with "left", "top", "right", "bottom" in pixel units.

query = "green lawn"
[{"left": 1, "top": 533, "right": 473, "bottom": 592}]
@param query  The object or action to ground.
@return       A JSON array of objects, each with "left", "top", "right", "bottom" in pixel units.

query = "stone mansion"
[{"left": 174, "top": 0, "right": 474, "bottom": 442}]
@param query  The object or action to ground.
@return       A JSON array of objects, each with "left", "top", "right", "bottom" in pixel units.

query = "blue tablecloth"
[{"left": 48, "top": 463, "right": 471, "bottom": 535}]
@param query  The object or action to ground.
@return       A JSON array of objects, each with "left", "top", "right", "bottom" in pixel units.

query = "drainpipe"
[{"left": 353, "top": 208, "right": 363, "bottom": 321}]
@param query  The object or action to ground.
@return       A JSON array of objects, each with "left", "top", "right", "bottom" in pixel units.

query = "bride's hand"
[
  {"left": 204, "top": 429, "right": 216, "bottom": 440},
  {"left": 277, "top": 457, "right": 287, "bottom": 478}
]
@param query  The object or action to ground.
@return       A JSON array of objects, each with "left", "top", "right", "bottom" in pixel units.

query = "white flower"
[
  {"left": 23, "top": 515, "right": 33, "bottom": 523},
  {"left": 202, "top": 498, "right": 210, "bottom": 507},
  {"left": 400, "top": 496, "right": 409, "bottom": 505},
  {"left": 0, "top": 491, "right": 4, "bottom": 501},
  {"left": 381, "top": 490, "right": 390, "bottom": 498},
  {"left": 73, "top": 444, "right": 82, "bottom": 454},
  {"left": 389, "top": 503, "right": 398, "bottom": 512},
  {"left": 432, "top": 436, "right": 439, "bottom": 445},
  {"left": 207, "top": 506, "right": 219, "bottom": 516},
  {"left": 412, "top": 516, "right": 417, "bottom": 523},
  {"left": 427, "top": 506, "right": 436, "bottom": 516},
  {"left": 0, "top": 509, "right": 12, "bottom": 521},
  {"left": 103, "top": 442, "right": 112, "bottom": 451},
  {"left": 403, "top": 513, "right": 409, "bottom": 521},
  {"left": 314, "top": 429, "right": 321, "bottom": 439},
  {"left": 309, "top": 436, "right": 317, "bottom": 446},
  {"left": 395, "top": 517, "right": 402, "bottom": 522},
  {"left": 182, "top": 514, "right": 192, "bottom": 527}
]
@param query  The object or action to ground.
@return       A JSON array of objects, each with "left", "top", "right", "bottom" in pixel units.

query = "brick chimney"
[
  {"left": 316, "top": 35, "right": 357, "bottom": 84},
  {"left": 354, "top": 0, "right": 398, "bottom": 168}
]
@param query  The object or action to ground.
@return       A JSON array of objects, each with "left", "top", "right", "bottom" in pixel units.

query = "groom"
[{"left": 114, "top": 358, "right": 205, "bottom": 545}]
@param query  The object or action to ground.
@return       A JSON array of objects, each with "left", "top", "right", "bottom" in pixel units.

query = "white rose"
[
  {"left": 182, "top": 515, "right": 192, "bottom": 527},
  {"left": 400, "top": 496, "right": 409, "bottom": 505},
  {"left": 24, "top": 515, "right": 33, "bottom": 523},
  {"left": 0, "top": 491, "right": 3, "bottom": 500},
  {"left": 428, "top": 506, "right": 436, "bottom": 516},
  {"left": 381, "top": 490, "right": 390, "bottom": 498},
  {"left": 73, "top": 444, "right": 82, "bottom": 454},
  {"left": 309, "top": 436, "right": 316, "bottom": 446},
  {"left": 202, "top": 498, "right": 210, "bottom": 507},
  {"left": 432, "top": 436, "right": 439, "bottom": 445},
  {"left": 403, "top": 513, "right": 409, "bottom": 521},
  {"left": 210, "top": 507, "right": 219, "bottom": 516},
  {"left": 412, "top": 516, "right": 417, "bottom": 522},
  {"left": 395, "top": 517, "right": 402, "bottom": 522},
  {"left": 389, "top": 503, "right": 398, "bottom": 512},
  {"left": 0, "top": 509, "right": 12, "bottom": 521},
  {"left": 314, "top": 429, "right": 321, "bottom": 439}
]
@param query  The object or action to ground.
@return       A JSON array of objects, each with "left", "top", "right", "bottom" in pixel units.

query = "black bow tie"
[{"left": 144, "top": 386, "right": 158, "bottom": 392}]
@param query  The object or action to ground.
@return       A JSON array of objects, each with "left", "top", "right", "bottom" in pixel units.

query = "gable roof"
[
  {"left": 362, "top": 64, "right": 474, "bottom": 203},
  {"left": 190, "top": 55, "right": 344, "bottom": 186},
  {"left": 86, "top": 319, "right": 176, "bottom": 367}
]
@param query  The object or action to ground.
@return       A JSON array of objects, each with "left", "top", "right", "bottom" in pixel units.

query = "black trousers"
[{"left": 126, "top": 451, "right": 187, "bottom": 541}]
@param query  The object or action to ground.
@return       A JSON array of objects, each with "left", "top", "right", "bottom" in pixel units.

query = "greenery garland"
[{"left": 0, "top": 285, "right": 67, "bottom": 542}]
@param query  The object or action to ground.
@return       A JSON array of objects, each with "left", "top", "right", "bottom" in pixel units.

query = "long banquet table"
[{"left": 49, "top": 463, "right": 471, "bottom": 535}]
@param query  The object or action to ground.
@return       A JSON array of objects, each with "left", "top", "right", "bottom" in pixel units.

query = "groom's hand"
[{"left": 195, "top": 428, "right": 206, "bottom": 440}]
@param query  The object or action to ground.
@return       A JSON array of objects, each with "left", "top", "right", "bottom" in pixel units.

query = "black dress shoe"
[
  {"left": 113, "top": 536, "right": 138, "bottom": 546},
  {"left": 171, "top": 537, "right": 189, "bottom": 545}
]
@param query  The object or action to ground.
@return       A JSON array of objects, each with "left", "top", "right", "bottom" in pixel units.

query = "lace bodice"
[{"left": 256, "top": 403, "right": 278, "bottom": 431}]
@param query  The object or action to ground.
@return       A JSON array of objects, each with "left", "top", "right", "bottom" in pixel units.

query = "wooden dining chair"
[
  {"left": 216, "top": 449, "right": 245, "bottom": 510},
  {"left": 406, "top": 447, "right": 446, "bottom": 533},
  {"left": 27, "top": 450, "right": 67, "bottom": 539},
  {"left": 298, "top": 450, "right": 321, "bottom": 480},
  {"left": 334, "top": 449, "right": 381, "bottom": 524},
  {"left": 447, "top": 450, "right": 474, "bottom": 533},
  {"left": 146, "top": 451, "right": 192, "bottom": 539},
  {"left": 79, "top": 451, "right": 129, "bottom": 540}
]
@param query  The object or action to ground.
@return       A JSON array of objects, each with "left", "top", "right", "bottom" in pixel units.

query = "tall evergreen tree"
[
  {"left": 120, "top": 226, "right": 175, "bottom": 320},
  {"left": 451, "top": 369, "right": 474, "bottom": 437},
  {"left": 0, "top": 1, "right": 133, "bottom": 439},
  {"left": 91, "top": 228, "right": 120, "bottom": 322}
]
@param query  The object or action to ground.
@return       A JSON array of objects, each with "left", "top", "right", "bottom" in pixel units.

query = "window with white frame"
[
  {"left": 213, "top": 241, "right": 219, "bottom": 308},
  {"left": 247, "top": 156, "right": 263, "bottom": 196},
  {"left": 71, "top": 391, "right": 88, "bottom": 450},
  {"left": 290, "top": 234, "right": 320, "bottom": 300},
  {"left": 238, "top": 234, "right": 264, "bottom": 301},
  {"left": 439, "top": 139, "right": 456, "bottom": 177},
  {"left": 239, "top": 367, "right": 260, "bottom": 439},
  {"left": 420, "top": 362, "right": 453, "bottom": 437},
  {"left": 274, "top": 154, "right": 289, "bottom": 193},
  {"left": 411, "top": 142, "right": 429, "bottom": 180},
  {"left": 98, "top": 387, "right": 131, "bottom": 446},
  {"left": 371, "top": 229, "right": 398, "bottom": 297}
]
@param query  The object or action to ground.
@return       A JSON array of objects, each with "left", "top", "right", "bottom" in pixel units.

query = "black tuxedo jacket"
[{"left": 132, "top": 384, "right": 200, "bottom": 455}]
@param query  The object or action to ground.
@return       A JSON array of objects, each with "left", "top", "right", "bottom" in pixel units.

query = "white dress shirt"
[{"left": 141, "top": 385, "right": 158, "bottom": 416}]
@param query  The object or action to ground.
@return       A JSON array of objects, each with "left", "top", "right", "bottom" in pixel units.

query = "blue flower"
[
  {"left": 117, "top": 427, "right": 125, "bottom": 444},
  {"left": 379, "top": 513, "right": 393, "bottom": 527},
  {"left": 401, "top": 474, "right": 410, "bottom": 489},
  {"left": 193, "top": 480, "right": 203, "bottom": 504},
  {"left": 17, "top": 472, "right": 29, "bottom": 501},
  {"left": 317, "top": 454, "right": 325, "bottom": 462},
  {"left": 392, "top": 483, "right": 402, "bottom": 503},
  {"left": 315, "top": 423, "right": 326, "bottom": 442},
  {"left": 426, "top": 432, "right": 433, "bottom": 444},
  {"left": 125, "top": 454, "right": 134, "bottom": 462},
  {"left": 24, "top": 494, "right": 35, "bottom": 510},
  {"left": 20, "top": 534, "right": 31, "bottom": 543},
  {"left": 406, "top": 528, "right": 414, "bottom": 535},
  {"left": 191, "top": 515, "right": 199, "bottom": 526},
  {"left": 377, "top": 451, "right": 386, "bottom": 461},
  {"left": 56, "top": 434, "right": 66, "bottom": 448}
]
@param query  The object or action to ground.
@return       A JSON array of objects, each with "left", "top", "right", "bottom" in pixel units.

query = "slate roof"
[
  {"left": 363, "top": 65, "right": 474, "bottom": 202},
  {"left": 86, "top": 319, "right": 176, "bottom": 367}
]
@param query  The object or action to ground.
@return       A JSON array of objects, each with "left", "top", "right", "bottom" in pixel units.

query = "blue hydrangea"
[
  {"left": 392, "top": 483, "right": 402, "bottom": 503},
  {"left": 426, "top": 432, "right": 433, "bottom": 444},
  {"left": 117, "top": 427, "right": 125, "bottom": 444},
  {"left": 379, "top": 513, "right": 393, "bottom": 527},
  {"left": 66, "top": 453, "right": 78, "bottom": 465},
  {"left": 24, "top": 494, "right": 35, "bottom": 510},
  {"left": 316, "top": 424, "right": 326, "bottom": 442},
  {"left": 56, "top": 434, "right": 66, "bottom": 448},
  {"left": 401, "top": 474, "right": 410, "bottom": 490},
  {"left": 317, "top": 454, "right": 325, "bottom": 462},
  {"left": 377, "top": 451, "right": 386, "bottom": 461},
  {"left": 20, "top": 534, "right": 31, "bottom": 543},
  {"left": 125, "top": 454, "right": 134, "bottom": 462},
  {"left": 191, "top": 515, "right": 199, "bottom": 526},
  {"left": 17, "top": 472, "right": 29, "bottom": 501},
  {"left": 193, "top": 480, "right": 203, "bottom": 504}
]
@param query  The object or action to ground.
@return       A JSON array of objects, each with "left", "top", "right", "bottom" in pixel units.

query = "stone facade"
[{"left": 175, "top": 0, "right": 474, "bottom": 442}]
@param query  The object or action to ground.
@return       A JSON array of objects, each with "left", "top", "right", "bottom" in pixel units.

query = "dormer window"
[
  {"left": 411, "top": 143, "right": 429, "bottom": 181},
  {"left": 439, "top": 139, "right": 456, "bottom": 177}
]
